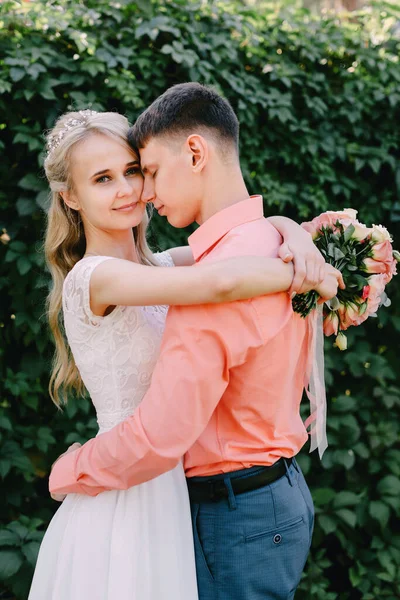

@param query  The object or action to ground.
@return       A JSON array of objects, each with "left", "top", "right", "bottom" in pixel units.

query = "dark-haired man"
[{"left": 50, "top": 82, "right": 340, "bottom": 599}]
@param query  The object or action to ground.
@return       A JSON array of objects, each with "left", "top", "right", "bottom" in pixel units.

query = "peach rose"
[
  {"left": 371, "top": 224, "right": 392, "bottom": 243},
  {"left": 323, "top": 311, "right": 339, "bottom": 336},
  {"left": 363, "top": 258, "right": 387, "bottom": 275},
  {"left": 367, "top": 274, "right": 386, "bottom": 314},
  {"left": 351, "top": 222, "right": 372, "bottom": 241},
  {"left": 335, "top": 332, "right": 348, "bottom": 351},
  {"left": 339, "top": 302, "right": 360, "bottom": 330},
  {"left": 302, "top": 208, "right": 361, "bottom": 241},
  {"left": 372, "top": 240, "right": 393, "bottom": 263}
]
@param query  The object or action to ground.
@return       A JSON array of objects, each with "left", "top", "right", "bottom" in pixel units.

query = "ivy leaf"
[
  {"left": 377, "top": 475, "right": 400, "bottom": 496},
  {"left": 369, "top": 501, "right": 390, "bottom": 529},
  {"left": 0, "top": 549, "right": 24, "bottom": 579},
  {"left": 0, "top": 530, "right": 21, "bottom": 547},
  {"left": 9, "top": 68, "right": 25, "bottom": 82}
]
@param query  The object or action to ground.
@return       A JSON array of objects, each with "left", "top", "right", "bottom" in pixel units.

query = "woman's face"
[{"left": 65, "top": 133, "right": 146, "bottom": 232}]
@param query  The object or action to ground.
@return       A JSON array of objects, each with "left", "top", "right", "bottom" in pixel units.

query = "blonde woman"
[{"left": 29, "top": 109, "right": 336, "bottom": 599}]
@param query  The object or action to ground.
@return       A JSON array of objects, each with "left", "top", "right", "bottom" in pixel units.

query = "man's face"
[{"left": 139, "top": 137, "right": 202, "bottom": 228}]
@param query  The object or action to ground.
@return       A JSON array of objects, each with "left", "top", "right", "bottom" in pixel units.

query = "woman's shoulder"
[
  {"left": 63, "top": 256, "right": 119, "bottom": 324},
  {"left": 65, "top": 255, "right": 116, "bottom": 285}
]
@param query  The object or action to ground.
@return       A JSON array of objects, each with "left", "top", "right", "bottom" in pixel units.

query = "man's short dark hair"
[{"left": 128, "top": 82, "right": 239, "bottom": 153}]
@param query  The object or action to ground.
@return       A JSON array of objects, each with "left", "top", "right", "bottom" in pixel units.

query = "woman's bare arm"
[{"left": 89, "top": 256, "right": 295, "bottom": 316}]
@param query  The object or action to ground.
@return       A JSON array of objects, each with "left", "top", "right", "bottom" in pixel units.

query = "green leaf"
[
  {"left": 17, "top": 257, "right": 32, "bottom": 276},
  {"left": 0, "top": 549, "right": 24, "bottom": 579},
  {"left": 313, "top": 488, "right": 336, "bottom": 506},
  {"left": 344, "top": 224, "right": 355, "bottom": 243},
  {"left": 318, "top": 515, "right": 337, "bottom": 535},
  {"left": 0, "top": 460, "right": 11, "bottom": 479},
  {"left": 16, "top": 198, "right": 36, "bottom": 217},
  {"left": 9, "top": 68, "right": 25, "bottom": 82},
  {"left": 21, "top": 541, "right": 40, "bottom": 567},
  {"left": 18, "top": 174, "right": 44, "bottom": 192},
  {"left": 334, "top": 449, "right": 355, "bottom": 470},
  {"left": 335, "top": 508, "right": 357, "bottom": 528},
  {"left": 369, "top": 501, "right": 390, "bottom": 529},
  {"left": 0, "top": 529, "right": 21, "bottom": 547},
  {"left": 0, "top": 416, "right": 12, "bottom": 431},
  {"left": 333, "top": 491, "right": 359, "bottom": 509},
  {"left": 377, "top": 476, "right": 400, "bottom": 496}
]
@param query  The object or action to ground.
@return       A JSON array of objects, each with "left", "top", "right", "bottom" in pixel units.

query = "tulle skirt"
[{"left": 28, "top": 462, "right": 198, "bottom": 600}]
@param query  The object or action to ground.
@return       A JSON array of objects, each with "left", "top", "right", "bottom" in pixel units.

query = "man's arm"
[{"left": 49, "top": 300, "right": 266, "bottom": 496}]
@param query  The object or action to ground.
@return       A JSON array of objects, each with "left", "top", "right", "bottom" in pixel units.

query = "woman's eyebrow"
[{"left": 91, "top": 161, "right": 139, "bottom": 178}]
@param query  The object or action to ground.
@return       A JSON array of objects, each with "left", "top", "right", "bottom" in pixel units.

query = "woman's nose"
[{"left": 116, "top": 178, "right": 135, "bottom": 197}]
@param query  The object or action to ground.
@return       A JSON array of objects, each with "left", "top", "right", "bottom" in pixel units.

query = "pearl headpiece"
[{"left": 46, "top": 110, "right": 98, "bottom": 158}]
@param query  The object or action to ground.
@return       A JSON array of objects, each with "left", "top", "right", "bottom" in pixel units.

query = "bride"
[{"left": 29, "top": 109, "right": 324, "bottom": 599}]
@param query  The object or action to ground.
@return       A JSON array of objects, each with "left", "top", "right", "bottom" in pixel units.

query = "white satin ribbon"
[{"left": 304, "top": 304, "right": 328, "bottom": 459}]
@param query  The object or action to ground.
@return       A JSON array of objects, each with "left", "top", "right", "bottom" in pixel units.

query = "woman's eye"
[{"left": 96, "top": 175, "right": 110, "bottom": 183}]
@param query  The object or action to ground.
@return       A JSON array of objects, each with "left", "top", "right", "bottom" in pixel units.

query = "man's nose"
[{"left": 141, "top": 178, "right": 156, "bottom": 204}]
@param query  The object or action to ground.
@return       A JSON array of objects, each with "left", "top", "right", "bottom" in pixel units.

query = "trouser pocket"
[{"left": 192, "top": 503, "right": 216, "bottom": 582}]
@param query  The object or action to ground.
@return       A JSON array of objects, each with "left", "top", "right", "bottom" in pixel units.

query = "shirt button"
[{"left": 273, "top": 534, "right": 282, "bottom": 544}]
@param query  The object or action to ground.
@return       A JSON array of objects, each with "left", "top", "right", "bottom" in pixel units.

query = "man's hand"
[
  {"left": 278, "top": 233, "right": 326, "bottom": 296},
  {"left": 50, "top": 442, "right": 81, "bottom": 502},
  {"left": 315, "top": 264, "right": 345, "bottom": 302}
]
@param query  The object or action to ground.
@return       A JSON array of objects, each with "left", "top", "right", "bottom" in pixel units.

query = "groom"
[{"left": 50, "top": 83, "right": 338, "bottom": 599}]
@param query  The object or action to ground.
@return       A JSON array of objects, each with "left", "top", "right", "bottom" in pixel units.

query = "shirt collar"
[{"left": 188, "top": 195, "right": 264, "bottom": 262}]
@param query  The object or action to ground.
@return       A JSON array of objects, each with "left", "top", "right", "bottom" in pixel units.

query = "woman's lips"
[{"left": 114, "top": 202, "right": 138, "bottom": 211}]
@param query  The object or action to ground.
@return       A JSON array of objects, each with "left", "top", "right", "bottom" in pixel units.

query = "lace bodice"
[{"left": 62, "top": 252, "right": 173, "bottom": 434}]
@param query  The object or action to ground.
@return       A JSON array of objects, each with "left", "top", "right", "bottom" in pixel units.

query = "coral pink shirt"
[{"left": 50, "top": 196, "right": 310, "bottom": 496}]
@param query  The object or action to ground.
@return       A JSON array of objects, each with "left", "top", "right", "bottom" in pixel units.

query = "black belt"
[{"left": 187, "top": 457, "right": 292, "bottom": 504}]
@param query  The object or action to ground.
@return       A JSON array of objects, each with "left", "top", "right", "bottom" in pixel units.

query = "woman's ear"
[
  {"left": 60, "top": 190, "right": 80, "bottom": 211},
  {"left": 186, "top": 134, "right": 208, "bottom": 172}
]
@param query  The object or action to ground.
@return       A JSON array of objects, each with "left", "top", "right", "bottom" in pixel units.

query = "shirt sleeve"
[{"left": 49, "top": 301, "right": 264, "bottom": 496}]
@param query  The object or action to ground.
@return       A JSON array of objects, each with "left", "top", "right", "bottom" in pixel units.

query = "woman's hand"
[
  {"left": 268, "top": 215, "right": 325, "bottom": 295},
  {"left": 315, "top": 264, "right": 345, "bottom": 302},
  {"left": 50, "top": 442, "right": 81, "bottom": 502}
]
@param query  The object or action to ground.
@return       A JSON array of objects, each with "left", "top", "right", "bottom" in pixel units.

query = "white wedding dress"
[{"left": 28, "top": 253, "right": 199, "bottom": 600}]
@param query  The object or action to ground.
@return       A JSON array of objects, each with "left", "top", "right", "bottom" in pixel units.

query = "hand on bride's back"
[{"left": 50, "top": 442, "right": 82, "bottom": 502}]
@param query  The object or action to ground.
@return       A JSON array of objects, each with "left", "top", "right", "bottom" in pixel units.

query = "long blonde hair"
[{"left": 43, "top": 110, "right": 157, "bottom": 408}]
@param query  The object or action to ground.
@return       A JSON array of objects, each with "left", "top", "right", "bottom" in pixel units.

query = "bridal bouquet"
[{"left": 292, "top": 209, "right": 400, "bottom": 350}]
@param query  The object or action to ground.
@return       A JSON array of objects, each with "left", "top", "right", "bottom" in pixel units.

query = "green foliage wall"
[{"left": 0, "top": 1, "right": 399, "bottom": 598}]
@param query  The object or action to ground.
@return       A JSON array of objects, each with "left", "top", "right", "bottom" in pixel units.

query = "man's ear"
[
  {"left": 186, "top": 134, "right": 208, "bottom": 172},
  {"left": 60, "top": 190, "right": 80, "bottom": 211}
]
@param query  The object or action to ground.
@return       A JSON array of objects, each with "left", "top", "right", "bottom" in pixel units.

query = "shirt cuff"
[{"left": 49, "top": 450, "right": 86, "bottom": 496}]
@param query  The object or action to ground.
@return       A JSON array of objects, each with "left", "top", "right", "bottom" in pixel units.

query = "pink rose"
[
  {"left": 372, "top": 240, "right": 393, "bottom": 263},
  {"left": 367, "top": 274, "right": 386, "bottom": 314},
  {"left": 363, "top": 258, "right": 387, "bottom": 274},
  {"left": 383, "top": 256, "right": 397, "bottom": 284},
  {"left": 351, "top": 222, "right": 372, "bottom": 241},
  {"left": 339, "top": 302, "right": 360, "bottom": 330},
  {"left": 323, "top": 311, "right": 339, "bottom": 336},
  {"left": 303, "top": 209, "right": 361, "bottom": 241}
]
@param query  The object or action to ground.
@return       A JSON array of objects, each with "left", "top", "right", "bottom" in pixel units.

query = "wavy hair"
[{"left": 43, "top": 111, "right": 156, "bottom": 408}]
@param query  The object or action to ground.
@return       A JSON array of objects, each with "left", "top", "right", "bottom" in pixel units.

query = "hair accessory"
[{"left": 46, "top": 110, "right": 98, "bottom": 157}]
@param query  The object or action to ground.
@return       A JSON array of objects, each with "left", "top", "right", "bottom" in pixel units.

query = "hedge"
[{"left": 0, "top": 1, "right": 399, "bottom": 598}]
